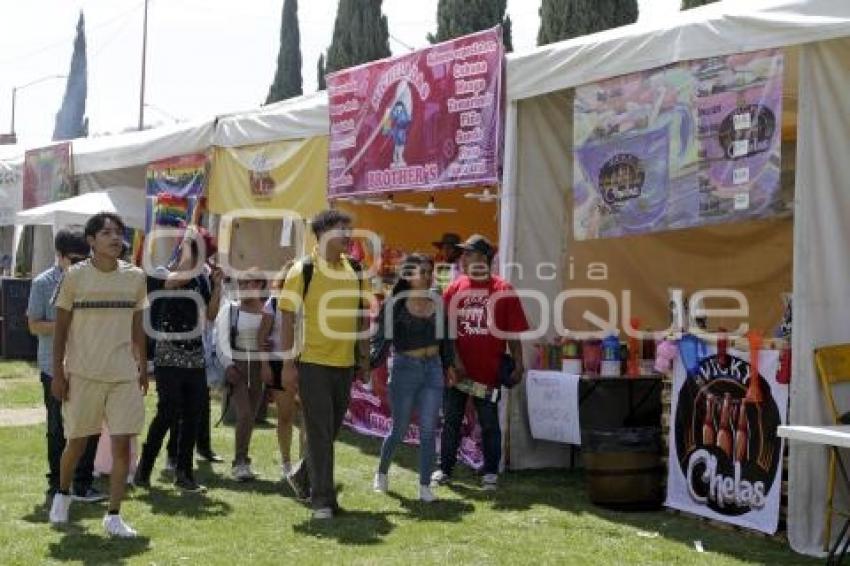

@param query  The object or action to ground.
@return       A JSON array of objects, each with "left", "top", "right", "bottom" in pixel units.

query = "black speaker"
[{"left": 1, "top": 277, "right": 37, "bottom": 360}]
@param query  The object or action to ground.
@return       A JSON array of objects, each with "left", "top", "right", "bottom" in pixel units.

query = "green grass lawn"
[
  {"left": 0, "top": 361, "right": 42, "bottom": 409},
  {"left": 0, "top": 364, "right": 816, "bottom": 565}
]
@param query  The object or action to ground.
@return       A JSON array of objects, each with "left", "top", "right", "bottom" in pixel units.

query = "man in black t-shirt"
[{"left": 134, "top": 230, "right": 222, "bottom": 492}]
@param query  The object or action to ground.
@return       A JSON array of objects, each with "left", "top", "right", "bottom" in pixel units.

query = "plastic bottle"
[{"left": 601, "top": 335, "right": 621, "bottom": 377}]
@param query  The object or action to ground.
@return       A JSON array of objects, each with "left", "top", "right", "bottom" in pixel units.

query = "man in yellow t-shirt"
[
  {"left": 278, "top": 209, "right": 367, "bottom": 520},
  {"left": 48, "top": 213, "right": 148, "bottom": 539}
]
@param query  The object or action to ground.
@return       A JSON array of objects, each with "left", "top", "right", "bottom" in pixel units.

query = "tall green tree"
[
  {"left": 681, "top": 0, "right": 719, "bottom": 9},
  {"left": 317, "top": 53, "right": 327, "bottom": 91},
  {"left": 53, "top": 11, "right": 88, "bottom": 141},
  {"left": 427, "top": 0, "right": 513, "bottom": 52},
  {"left": 266, "top": 0, "right": 302, "bottom": 104},
  {"left": 537, "top": 0, "right": 638, "bottom": 47},
  {"left": 325, "top": 0, "right": 390, "bottom": 74}
]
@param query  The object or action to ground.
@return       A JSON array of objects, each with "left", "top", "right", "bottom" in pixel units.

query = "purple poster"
[{"left": 573, "top": 49, "right": 785, "bottom": 240}]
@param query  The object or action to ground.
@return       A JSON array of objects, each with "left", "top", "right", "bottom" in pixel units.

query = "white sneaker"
[
  {"left": 482, "top": 473, "right": 498, "bottom": 491},
  {"left": 430, "top": 469, "right": 450, "bottom": 486},
  {"left": 49, "top": 493, "right": 71, "bottom": 525},
  {"left": 232, "top": 463, "right": 256, "bottom": 482},
  {"left": 419, "top": 484, "right": 437, "bottom": 503},
  {"left": 312, "top": 507, "right": 333, "bottom": 520},
  {"left": 373, "top": 472, "right": 388, "bottom": 493},
  {"left": 103, "top": 514, "right": 137, "bottom": 538},
  {"left": 280, "top": 462, "right": 292, "bottom": 480}
]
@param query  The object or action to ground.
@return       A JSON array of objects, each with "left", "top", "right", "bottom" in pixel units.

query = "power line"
[
  {"left": 389, "top": 32, "right": 415, "bottom": 51},
  {"left": 0, "top": 0, "right": 146, "bottom": 66}
]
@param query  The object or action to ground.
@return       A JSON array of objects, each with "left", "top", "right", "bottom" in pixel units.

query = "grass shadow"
[
  {"left": 386, "top": 490, "right": 474, "bottom": 523},
  {"left": 337, "top": 428, "right": 427, "bottom": 478},
  {"left": 292, "top": 509, "right": 398, "bottom": 545},
  {"left": 48, "top": 532, "right": 150, "bottom": 565},
  {"left": 132, "top": 485, "right": 233, "bottom": 519}
]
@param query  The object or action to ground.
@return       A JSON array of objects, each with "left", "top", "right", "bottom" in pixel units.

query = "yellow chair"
[{"left": 816, "top": 344, "right": 850, "bottom": 552}]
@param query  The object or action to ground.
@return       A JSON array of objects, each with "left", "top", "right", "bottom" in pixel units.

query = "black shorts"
[{"left": 269, "top": 360, "right": 284, "bottom": 391}]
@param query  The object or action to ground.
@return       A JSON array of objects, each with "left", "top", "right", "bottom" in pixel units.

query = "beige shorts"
[{"left": 62, "top": 375, "right": 145, "bottom": 439}]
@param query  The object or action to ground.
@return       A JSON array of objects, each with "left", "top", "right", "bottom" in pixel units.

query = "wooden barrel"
[{"left": 583, "top": 427, "right": 664, "bottom": 510}]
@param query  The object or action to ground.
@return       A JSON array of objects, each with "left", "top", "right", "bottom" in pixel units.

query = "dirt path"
[{"left": 0, "top": 407, "right": 44, "bottom": 427}]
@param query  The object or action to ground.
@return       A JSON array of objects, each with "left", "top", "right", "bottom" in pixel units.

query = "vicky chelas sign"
[{"left": 665, "top": 342, "right": 787, "bottom": 534}]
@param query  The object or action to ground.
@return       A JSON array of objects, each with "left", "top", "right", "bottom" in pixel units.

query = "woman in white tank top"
[{"left": 220, "top": 270, "right": 266, "bottom": 481}]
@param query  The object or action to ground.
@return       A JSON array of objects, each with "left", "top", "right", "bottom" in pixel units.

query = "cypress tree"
[
  {"left": 427, "top": 0, "right": 513, "bottom": 52},
  {"left": 682, "top": 0, "right": 719, "bottom": 9},
  {"left": 266, "top": 0, "right": 303, "bottom": 104},
  {"left": 325, "top": 0, "right": 390, "bottom": 74},
  {"left": 537, "top": 0, "right": 638, "bottom": 47},
  {"left": 317, "top": 53, "right": 326, "bottom": 91},
  {"left": 53, "top": 11, "right": 88, "bottom": 141}
]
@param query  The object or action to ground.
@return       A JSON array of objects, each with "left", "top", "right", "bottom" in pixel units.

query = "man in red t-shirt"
[{"left": 433, "top": 235, "right": 528, "bottom": 491}]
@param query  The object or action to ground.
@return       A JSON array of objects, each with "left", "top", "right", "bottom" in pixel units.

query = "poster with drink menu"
[{"left": 665, "top": 346, "right": 787, "bottom": 534}]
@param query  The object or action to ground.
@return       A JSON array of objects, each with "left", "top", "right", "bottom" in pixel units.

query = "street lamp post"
[{"left": 8, "top": 74, "right": 67, "bottom": 140}]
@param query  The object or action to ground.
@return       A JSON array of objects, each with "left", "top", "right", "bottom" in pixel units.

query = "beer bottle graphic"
[
  {"left": 716, "top": 393, "right": 734, "bottom": 458},
  {"left": 734, "top": 400, "right": 749, "bottom": 463},
  {"left": 702, "top": 394, "right": 716, "bottom": 446}
]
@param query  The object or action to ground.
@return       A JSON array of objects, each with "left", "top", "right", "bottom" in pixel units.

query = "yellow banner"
[{"left": 208, "top": 136, "right": 328, "bottom": 219}]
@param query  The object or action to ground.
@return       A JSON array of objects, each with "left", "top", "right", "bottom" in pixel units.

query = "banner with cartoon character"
[
  {"left": 22, "top": 142, "right": 74, "bottom": 210},
  {"left": 345, "top": 365, "right": 483, "bottom": 470},
  {"left": 326, "top": 27, "right": 504, "bottom": 197},
  {"left": 665, "top": 344, "right": 787, "bottom": 534},
  {"left": 573, "top": 49, "right": 785, "bottom": 240}
]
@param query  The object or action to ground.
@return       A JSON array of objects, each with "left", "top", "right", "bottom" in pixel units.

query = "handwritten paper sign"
[{"left": 526, "top": 370, "right": 581, "bottom": 445}]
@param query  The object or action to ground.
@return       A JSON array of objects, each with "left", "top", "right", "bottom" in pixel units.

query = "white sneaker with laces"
[
  {"left": 103, "top": 514, "right": 137, "bottom": 538},
  {"left": 419, "top": 485, "right": 437, "bottom": 503},
  {"left": 373, "top": 472, "right": 388, "bottom": 493},
  {"left": 312, "top": 507, "right": 333, "bottom": 520},
  {"left": 482, "top": 473, "right": 498, "bottom": 491},
  {"left": 49, "top": 493, "right": 71, "bottom": 525}
]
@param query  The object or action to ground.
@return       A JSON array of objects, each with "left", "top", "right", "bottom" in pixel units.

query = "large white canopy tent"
[
  {"left": 497, "top": 0, "right": 850, "bottom": 557},
  {"left": 12, "top": 187, "right": 146, "bottom": 274},
  {"left": 71, "top": 118, "right": 215, "bottom": 193}
]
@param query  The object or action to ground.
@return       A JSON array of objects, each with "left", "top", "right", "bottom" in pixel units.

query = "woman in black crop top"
[{"left": 370, "top": 254, "right": 455, "bottom": 502}]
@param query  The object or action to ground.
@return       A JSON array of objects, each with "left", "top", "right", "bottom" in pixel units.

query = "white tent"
[
  {"left": 71, "top": 119, "right": 215, "bottom": 193},
  {"left": 497, "top": 0, "right": 850, "bottom": 558},
  {"left": 13, "top": 187, "right": 145, "bottom": 275},
  {"left": 15, "top": 187, "right": 145, "bottom": 230},
  {"left": 213, "top": 91, "right": 329, "bottom": 147}
]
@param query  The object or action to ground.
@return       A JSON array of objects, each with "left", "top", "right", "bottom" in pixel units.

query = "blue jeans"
[{"left": 378, "top": 353, "right": 444, "bottom": 486}]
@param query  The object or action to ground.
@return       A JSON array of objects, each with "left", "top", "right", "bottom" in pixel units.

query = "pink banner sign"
[
  {"left": 345, "top": 364, "right": 484, "bottom": 470},
  {"left": 327, "top": 27, "right": 504, "bottom": 197}
]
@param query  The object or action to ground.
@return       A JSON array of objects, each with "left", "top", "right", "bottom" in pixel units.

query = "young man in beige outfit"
[{"left": 49, "top": 212, "right": 148, "bottom": 538}]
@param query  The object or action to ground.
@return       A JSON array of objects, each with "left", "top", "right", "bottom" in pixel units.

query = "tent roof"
[
  {"left": 71, "top": 119, "right": 214, "bottom": 175},
  {"left": 15, "top": 187, "right": 146, "bottom": 230},
  {"left": 506, "top": 0, "right": 850, "bottom": 102},
  {"left": 213, "top": 91, "right": 329, "bottom": 147}
]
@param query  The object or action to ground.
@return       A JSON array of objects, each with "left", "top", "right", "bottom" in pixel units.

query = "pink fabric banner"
[
  {"left": 345, "top": 364, "right": 484, "bottom": 470},
  {"left": 327, "top": 27, "right": 504, "bottom": 197}
]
